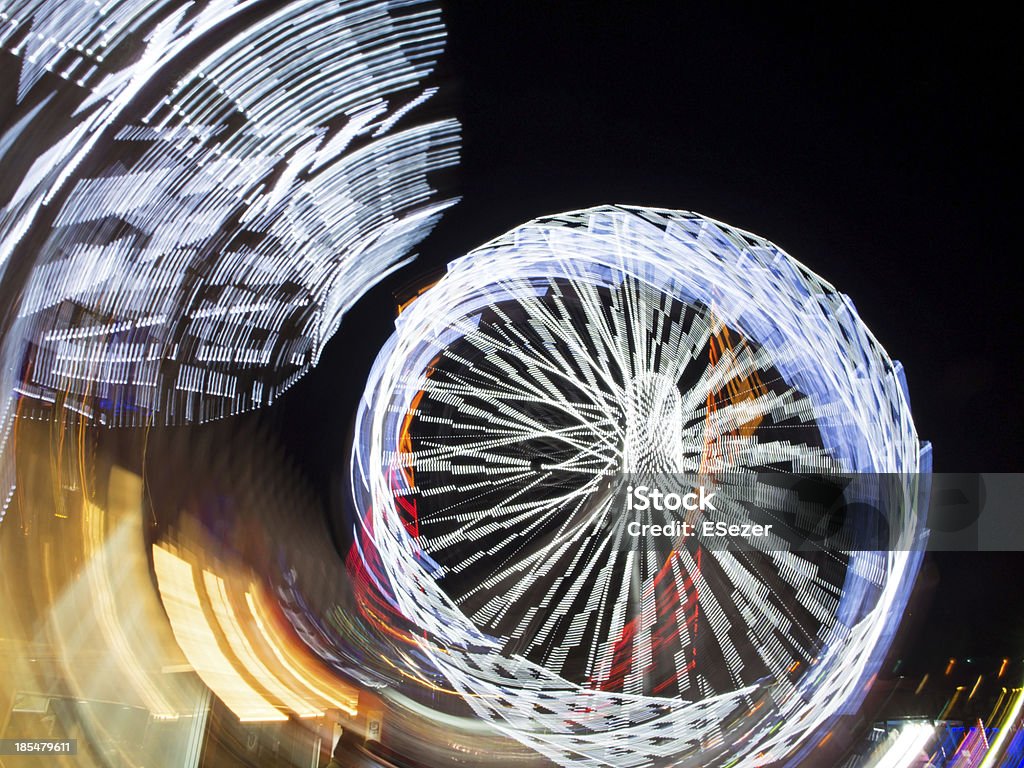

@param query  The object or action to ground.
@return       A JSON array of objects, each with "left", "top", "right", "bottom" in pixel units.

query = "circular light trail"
[{"left": 351, "top": 205, "right": 929, "bottom": 767}]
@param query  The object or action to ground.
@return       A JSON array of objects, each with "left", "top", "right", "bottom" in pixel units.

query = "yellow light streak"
[
  {"left": 153, "top": 545, "right": 285, "bottom": 722},
  {"left": 914, "top": 674, "right": 929, "bottom": 695},
  {"left": 244, "top": 590, "right": 357, "bottom": 716},
  {"left": 203, "top": 571, "right": 322, "bottom": 719},
  {"left": 970, "top": 675, "right": 984, "bottom": 700},
  {"left": 980, "top": 684, "right": 1024, "bottom": 768}
]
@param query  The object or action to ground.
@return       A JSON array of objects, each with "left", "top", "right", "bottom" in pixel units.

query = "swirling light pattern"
[
  {"left": 0, "top": 0, "right": 459, "bottom": 515},
  {"left": 351, "top": 206, "right": 930, "bottom": 767}
]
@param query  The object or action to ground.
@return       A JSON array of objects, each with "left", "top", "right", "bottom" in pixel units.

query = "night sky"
[{"left": 273, "top": 4, "right": 1023, "bottom": 675}]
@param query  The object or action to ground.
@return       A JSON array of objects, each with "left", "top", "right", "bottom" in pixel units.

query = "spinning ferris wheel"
[{"left": 351, "top": 205, "right": 928, "bottom": 767}]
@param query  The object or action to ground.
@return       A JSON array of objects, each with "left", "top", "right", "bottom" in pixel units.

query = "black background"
[{"left": 275, "top": 4, "right": 1023, "bottom": 671}]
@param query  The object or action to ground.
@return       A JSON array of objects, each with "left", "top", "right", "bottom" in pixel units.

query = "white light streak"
[{"left": 0, "top": 0, "right": 458, "bottom": 429}]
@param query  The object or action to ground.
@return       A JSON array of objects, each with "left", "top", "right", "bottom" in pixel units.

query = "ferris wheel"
[{"left": 350, "top": 205, "right": 928, "bottom": 767}]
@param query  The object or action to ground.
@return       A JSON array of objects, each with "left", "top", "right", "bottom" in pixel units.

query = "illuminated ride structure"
[
  {"left": 351, "top": 206, "right": 931, "bottom": 767},
  {"left": 0, "top": 0, "right": 459, "bottom": 520}
]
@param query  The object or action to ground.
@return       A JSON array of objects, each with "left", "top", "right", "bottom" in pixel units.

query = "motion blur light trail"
[
  {"left": 0, "top": 0, "right": 459, "bottom": 516},
  {"left": 351, "top": 206, "right": 931, "bottom": 767},
  {"left": 2, "top": 403, "right": 543, "bottom": 765},
  {"left": 0, "top": 3, "right": 1009, "bottom": 767},
  {"left": 1, "top": 418, "right": 216, "bottom": 765}
]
